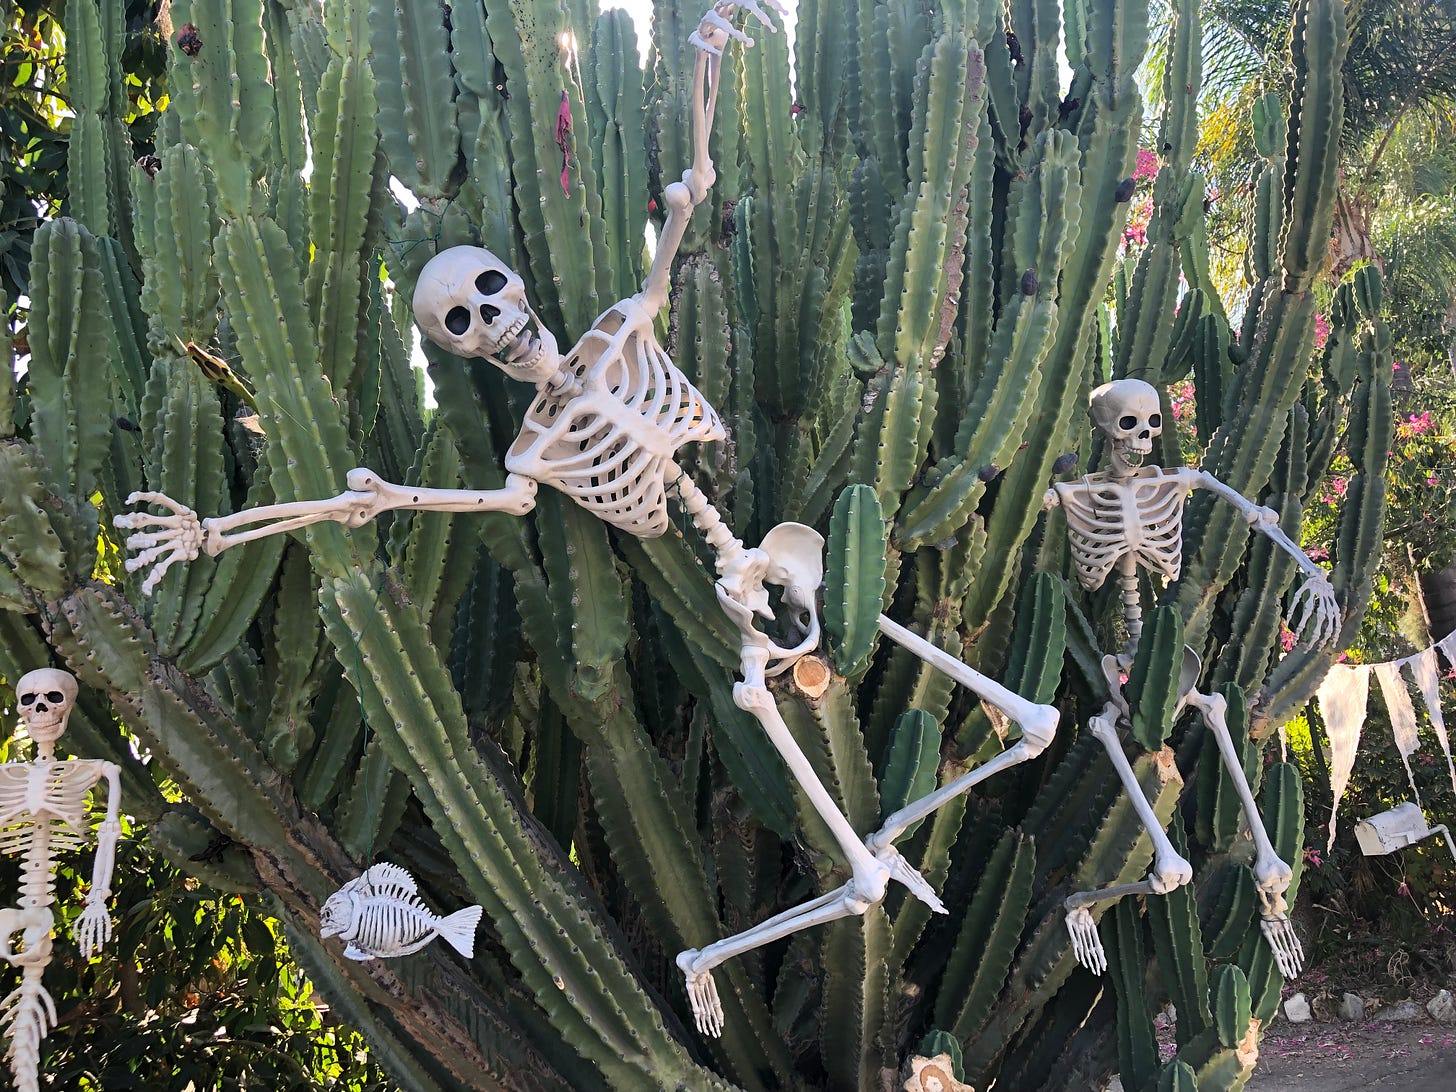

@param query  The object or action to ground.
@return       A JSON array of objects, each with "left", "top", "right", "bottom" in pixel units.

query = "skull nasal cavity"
[
  {"left": 1119, "top": 415, "right": 1137, "bottom": 430},
  {"left": 476, "top": 270, "right": 508, "bottom": 295},
  {"left": 480, "top": 303, "right": 500, "bottom": 325},
  {"left": 445, "top": 306, "right": 472, "bottom": 335}
]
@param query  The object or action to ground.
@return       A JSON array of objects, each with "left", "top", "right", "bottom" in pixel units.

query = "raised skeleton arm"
[
  {"left": 117, "top": 470, "right": 538, "bottom": 596},
  {"left": 638, "top": 1, "right": 785, "bottom": 316},
  {"left": 1192, "top": 469, "right": 1340, "bottom": 648}
]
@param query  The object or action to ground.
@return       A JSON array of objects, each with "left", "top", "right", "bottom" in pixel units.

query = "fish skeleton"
[{"left": 320, "top": 862, "right": 482, "bottom": 961}]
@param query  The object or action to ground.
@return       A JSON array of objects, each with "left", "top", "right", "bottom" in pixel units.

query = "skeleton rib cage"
[
  {"left": 507, "top": 307, "right": 725, "bottom": 538},
  {"left": 1056, "top": 471, "right": 1195, "bottom": 589}
]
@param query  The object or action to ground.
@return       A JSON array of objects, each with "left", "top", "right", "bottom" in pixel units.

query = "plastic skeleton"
[
  {"left": 1044, "top": 378, "right": 1339, "bottom": 980},
  {"left": 0, "top": 669, "right": 121, "bottom": 1092},
  {"left": 115, "top": 0, "right": 1058, "bottom": 1040}
]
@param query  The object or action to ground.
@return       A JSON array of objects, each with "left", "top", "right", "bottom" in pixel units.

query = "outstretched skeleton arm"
[
  {"left": 117, "top": 471, "right": 538, "bottom": 595},
  {"left": 638, "top": 1, "right": 784, "bottom": 316},
  {"left": 74, "top": 761, "right": 122, "bottom": 959},
  {"left": 1189, "top": 469, "right": 1340, "bottom": 647}
]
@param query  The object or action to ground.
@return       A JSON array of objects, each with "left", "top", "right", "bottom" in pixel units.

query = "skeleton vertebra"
[
  {"left": 1, "top": 669, "right": 121, "bottom": 1092},
  {"left": 1046, "top": 378, "right": 1339, "bottom": 979},
  {"left": 117, "top": 0, "right": 1059, "bottom": 1041}
]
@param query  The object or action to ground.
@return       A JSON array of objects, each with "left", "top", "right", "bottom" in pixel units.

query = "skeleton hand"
[
  {"left": 690, "top": 1, "right": 787, "bottom": 56},
  {"left": 115, "top": 492, "right": 207, "bottom": 596},
  {"left": 73, "top": 898, "right": 112, "bottom": 959},
  {"left": 1288, "top": 571, "right": 1340, "bottom": 649}
]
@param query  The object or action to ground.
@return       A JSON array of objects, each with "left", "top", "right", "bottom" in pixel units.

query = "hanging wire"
[{"left": 383, "top": 195, "right": 459, "bottom": 265}]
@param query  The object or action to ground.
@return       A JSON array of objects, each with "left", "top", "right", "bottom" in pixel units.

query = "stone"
[
  {"left": 1283, "top": 992, "right": 1312, "bottom": 1023},
  {"left": 1339, "top": 992, "right": 1366, "bottom": 1021},
  {"left": 1380, "top": 1000, "right": 1425, "bottom": 1022},
  {"left": 1428, "top": 989, "right": 1456, "bottom": 1023}
]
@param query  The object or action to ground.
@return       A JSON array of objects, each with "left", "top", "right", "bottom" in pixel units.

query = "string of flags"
[{"left": 1314, "top": 631, "right": 1456, "bottom": 850}]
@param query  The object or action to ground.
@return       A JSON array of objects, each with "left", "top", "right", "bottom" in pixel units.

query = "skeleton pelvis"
[{"left": 0, "top": 907, "right": 53, "bottom": 965}]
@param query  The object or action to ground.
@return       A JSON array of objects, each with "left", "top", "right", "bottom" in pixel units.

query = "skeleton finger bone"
[{"left": 1259, "top": 916, "right": 1305, "bottom": 978}]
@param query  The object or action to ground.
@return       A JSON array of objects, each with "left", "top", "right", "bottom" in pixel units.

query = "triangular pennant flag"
[
  {"left": 1374, "top": 661, "right": 1424, "bottom": 808},
  {"left": 1317, "top": 664, "right": 1370, "bottom": 851},
  {"left": 1437, "top": 629, "right": 1456, "bottom": 667},
  {"left": 1406, "top": 647, "right": 1456, "bottom": 793}
]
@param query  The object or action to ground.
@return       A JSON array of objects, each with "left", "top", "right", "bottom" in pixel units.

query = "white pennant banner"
[
  {"left": 1404, "top": 648, "right": 1456, "bottom": 793},
  {"left": 1316, "top": 664, "right": 1371, "bottom": 851},
  {"left": 1374, "top": 661, "right": 1424, "bottom": 809}
]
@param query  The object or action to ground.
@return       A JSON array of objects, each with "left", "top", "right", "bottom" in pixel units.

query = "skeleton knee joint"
[{"left": 1018, "top": 706, "right": 1059, "bottom": 758}]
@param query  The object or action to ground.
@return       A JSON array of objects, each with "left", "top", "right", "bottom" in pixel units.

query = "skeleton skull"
[
  {"left": 14, "top": 668, "right": 77, "bottom": 744},
  {"left": 413, "top": 246, "right": 561, "bottom": 386},
  {"left": 1089, "top": 379, "right": 1163, "bottom": 475}
]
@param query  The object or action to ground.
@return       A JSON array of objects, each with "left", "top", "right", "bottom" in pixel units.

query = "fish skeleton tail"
[
  {"left": 2, "top": 962, "right": 56, "bottom": 1092},
  {"left": 436, "top": 904, "right": 484, "bottom": 958}
]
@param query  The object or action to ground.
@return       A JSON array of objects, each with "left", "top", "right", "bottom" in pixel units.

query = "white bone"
[
  {"left": 1, "top": 669, "right": 120, "bottom": 1092},
  {"left": 1184, "top": 690, "right": 1304, "bottom": 976}
]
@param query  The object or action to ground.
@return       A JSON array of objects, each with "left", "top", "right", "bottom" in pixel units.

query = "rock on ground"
[
  {"left": 1429, "top": 989, "right": 1456, "bottom": 1024},
  {"left": 1378, "top": 1000, "right": 1425, "bottom": 1022},
  {"left": 1283, "top": 993, "right": 1312, "bottom": 1023},
  {"left": 1339, "top": 992, "right": 1366, "bottom": 1021}
]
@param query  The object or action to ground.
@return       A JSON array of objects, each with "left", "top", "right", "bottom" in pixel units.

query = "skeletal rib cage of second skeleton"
[{"left": 111, "top": 0, "right": 1339, "bottom": 1042}]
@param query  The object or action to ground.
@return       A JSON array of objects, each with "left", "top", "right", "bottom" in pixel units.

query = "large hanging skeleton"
[
  {"left": 0, "top": 669, "right": 121, "bottom": 1092},
  {"left": 116, "top": 1, "right": 1059, "bottom": 1039},
  {"left": 1046, "top": 378, "right": 1339, "bottom": 980}
]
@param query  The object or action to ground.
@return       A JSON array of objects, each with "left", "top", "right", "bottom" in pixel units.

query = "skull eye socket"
[
  {"left": 19, "top": 693, "right": 35, "bottom": 706},
  {"left": 445, "top": 306, "right": 472, "bottom": 336},
  {"left": 1118, "top": 415, "right": 1137, "bottom": 430},
  {"left": 46, "top": 692, "right": 65, "bottom": 704},
  {"left": 476, "top": 270, "right": 508, "bottom": 296},
  {"left": 1148, "top": 414, "right": 1162, "bottom": 429}
]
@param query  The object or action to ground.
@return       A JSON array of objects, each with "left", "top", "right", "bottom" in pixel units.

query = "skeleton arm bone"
[
  {"left": 1190, "top": 469, "right": 1340, "bottom": 648},
  {"left": 74, "top": 762, "right": 121, "bottom": 959},
  {"left": 638, "top": 2, "right": 783, "bottom": 315},
  {"left": 118, "top": 471, "right": 538, "bottom": 595}
]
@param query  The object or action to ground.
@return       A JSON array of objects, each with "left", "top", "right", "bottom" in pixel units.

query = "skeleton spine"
[
  {"left": 1118, "top": 554, "right": 1142, "bottom": 654},
  {"left": 668, "top": 467, "right": 746, "bottom": 575}
]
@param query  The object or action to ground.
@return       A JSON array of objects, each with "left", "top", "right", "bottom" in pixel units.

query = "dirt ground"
[{"left": 1250, "top": 1018, "right": 1456, "bottom": 1089}]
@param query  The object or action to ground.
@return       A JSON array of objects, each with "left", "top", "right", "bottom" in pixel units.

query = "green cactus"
[{"left": 0, "top": 0, "right": 1387, "bottom": 1088}]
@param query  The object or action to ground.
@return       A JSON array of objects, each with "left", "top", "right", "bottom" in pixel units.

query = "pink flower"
[
  {"left": 1397, "top": 881, "right": 1411, "bottom": 897},
  {"left": 1314, "top": 313, "right": 1331, "bottom": 349},
  {"left": 1303, "top": 846, "right": 1323, "bottom": 868},
  {"left": 1429, "top": 475, "right": 1440, "bottom": 487},
  {"left": 1320, "top": 475, "right": 1348, "bottom": 503},
  {"left": 1279, "top": 623, "right": 1297, "bottom": 652},
  {"left": 1308, "top": 546, "right": 1330, "bottom": 561},
  {"left": 1169, "top": 379, "right": 1196, "bottom": 423},
  {"left": 1134, "top": 149, "right": 1159, "bottom": 180}
]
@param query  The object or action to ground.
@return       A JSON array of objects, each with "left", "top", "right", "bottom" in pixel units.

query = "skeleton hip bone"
[
  {"left": 412, "top": 246, "right": 561, "bottom": 385},
  {"left": 14, "top": 670, "right": 77, "bottom": 745},
  {"left": 1089, "top": 379, "right": 1162, "bottom": 472}
]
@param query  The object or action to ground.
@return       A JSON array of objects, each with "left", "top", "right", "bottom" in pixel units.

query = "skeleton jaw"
[
  {"left": 1109, "top": 440, "right": 1152, "bottom": 477},
  {"left": 486, "top": 309, "right": 561, "bottom": 386}
]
